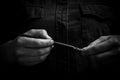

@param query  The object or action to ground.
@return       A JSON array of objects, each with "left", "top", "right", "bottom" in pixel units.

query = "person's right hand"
[
  {"left": 15, "top": 29, "right": 54, "bottom": 66},
  {"left": 1, "top": 29, "right": 54, "bottom": 66}
]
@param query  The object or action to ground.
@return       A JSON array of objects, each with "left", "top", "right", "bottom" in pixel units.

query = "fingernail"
[
  {"left": 50, "top": 39, "right": 54, "bottom": 44},
  {"left": 81, "top": 47, "right": 94, "bottom": 56}
]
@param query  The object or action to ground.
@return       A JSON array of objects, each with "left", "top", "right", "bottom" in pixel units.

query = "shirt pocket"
[
  {"left": 71, "top": 4, "right": 112, "bottom": 47},
  {"left": 80, "top": 4, "right": 112, "bottom": 22}
]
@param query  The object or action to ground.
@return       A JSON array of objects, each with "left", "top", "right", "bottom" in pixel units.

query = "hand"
[
  {"left": 5, "top": 29, "right": 53, "bottom": 66},
  {"left": 82, "top": 35, "right": 120, "bottom": 60},
  {"left": 81, "top": 35, "right": 120, "bottom": 71}
]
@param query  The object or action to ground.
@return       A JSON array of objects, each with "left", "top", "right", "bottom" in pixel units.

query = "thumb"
[{"left": 24, "top": 29, "right": 52, "bottom": 39}]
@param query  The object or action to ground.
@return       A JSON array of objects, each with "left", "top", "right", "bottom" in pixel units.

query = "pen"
[
  {"left": 18, "top": 34, "right": 83, "bottom": 52},
  {"left": 54, "top": 41, "right": 82, "bottom": 52}
]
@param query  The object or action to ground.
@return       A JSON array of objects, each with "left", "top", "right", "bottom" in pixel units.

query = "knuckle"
[
  {"left": 29, "top": 29, "right": 36, "bottom": 34},
  {"left": 99, "top": 36, "right": 103, "bottom": 38},
  {"left": 109, "top": 38, "right": 117, "bottom": 44},
  {"left": 17, "top": 37, "right": 24, "bottom": 43},
  {"left": 99, "top": 36, "right": 107, "bottom": 39},
  {"left": 45, "top": 47, "right": 51, "bottom": 52},
  {"left": 24, "top": 29, "right": 36, "bottom": 35},
  {"left": 30, "top": 29, "right": 36, "bottom": 32},
  {"left": 38, "top": 49, "right": 45, "bottom": 55},
  {"left": 110, "top": 36, "right": 120, "bottom": 45},
  {"left": 16, "top": 48, "right": 24, "bottom": 55},
  {"left": 40, "top": 54, "right": 49, "bottom": 60},
  {"left": 40, "top": 29, "right": 47, "bottom": 34},
  {"left": 37, "top": 49, "right": 43, "bottom": 54},
  {"left": 47, "top": 47, "right": 51, "bottom": 51},
  {"left": 46, "top": 40, "right": 53, "bottom": 46},
  {"left": 40, "top": 29, "right": 46, "bottom": 32},
  {"left": 38, "top": 48, "right": 50, "bottom": 55},
  {"left": 30, "top": 29, "right": 46, "bottom": 33},
  {"left": 114, "top": 37, "right": 120, "bottom": 44}
]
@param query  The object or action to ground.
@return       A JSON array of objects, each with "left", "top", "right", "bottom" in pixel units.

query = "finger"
[
  {"left": 88, "top": 36, "right": 110, "bottom": 47},
  {"left": 95, "top": 47, "right": 120, "bottom": 60},
  {"left": 17, "top": 37, "right": 54, "bottom": 48},
  {"left": 24, "top": 29, "right": 52, "bottom": 39},
  {"left": 18, "top": 53, "right": 49, "bottom": 63},
  {"left": 16, "top": 47, "right": 52, "bottom": 56},
  {"left": 82, "top": 38, "right": 116, "bottom": 55}
]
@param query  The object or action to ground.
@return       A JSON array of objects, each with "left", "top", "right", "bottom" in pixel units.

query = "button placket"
[{"left": 55, "top": 0, "right": 68, "bottom": 42}]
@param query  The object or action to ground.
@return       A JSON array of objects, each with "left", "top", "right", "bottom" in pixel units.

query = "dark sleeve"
[{"left": 0, "top": 0, "right": 28, "bottom": 72}]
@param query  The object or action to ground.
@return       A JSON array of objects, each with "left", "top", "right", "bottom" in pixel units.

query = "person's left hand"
[
  {"left": 81, "top": 35, "right": 120, "bottom": 71},
  {"left": 82, "top": 35, "right": 120, "bottom": 60}
]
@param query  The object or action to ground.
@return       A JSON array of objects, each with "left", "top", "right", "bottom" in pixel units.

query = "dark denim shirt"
[
  {"left": 1, "top": 0, "right": 116, "bottom": 72},
  {"left": 14, "top": 0, "right": 112, "bottom": 46}
]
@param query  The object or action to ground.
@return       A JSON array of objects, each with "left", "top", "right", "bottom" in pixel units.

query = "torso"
[{"left": 4, "top": 0, "right": 112, "bottom": 72}]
